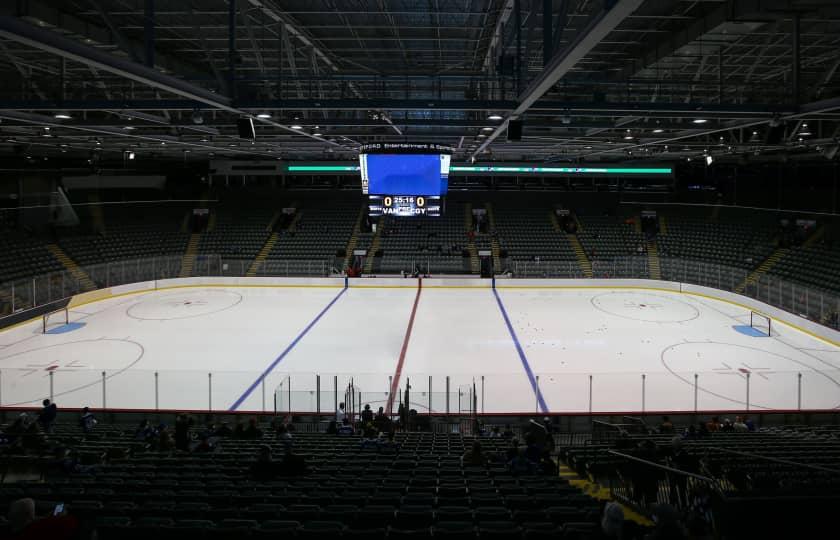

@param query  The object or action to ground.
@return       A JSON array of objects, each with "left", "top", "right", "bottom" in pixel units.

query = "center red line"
[{"left": 387, "top": 278, "right": 422, "bottom": 413}]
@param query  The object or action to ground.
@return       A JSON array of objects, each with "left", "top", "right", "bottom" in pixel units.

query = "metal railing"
[{"left": 0, "top": 254, "right": 332, "bottom": 316}]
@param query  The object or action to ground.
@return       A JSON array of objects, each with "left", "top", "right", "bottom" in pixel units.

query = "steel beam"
[
  {"left": 144, "top": 0, "right": 154, "bottom": 67},
  {"left": 472, "top": 0, "right": 645, "bottom": 158},
  {"left": 542, "top": 0, "right": 552, "bottom": 67},
  {"left": 0, "top": 15, "right": 232, "bottom": 109}
]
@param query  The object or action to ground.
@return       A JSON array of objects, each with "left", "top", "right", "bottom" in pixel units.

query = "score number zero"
[{"left": 383, "top": 196, "right": 425, "bottom": 208}]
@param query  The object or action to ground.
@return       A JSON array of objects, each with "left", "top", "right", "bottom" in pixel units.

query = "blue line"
[
  {"left": 229, "top": 287, "right": 348, "bottom": 410},
  {"left": 492, "top": 288, "right": 549, "bottom": 413}
]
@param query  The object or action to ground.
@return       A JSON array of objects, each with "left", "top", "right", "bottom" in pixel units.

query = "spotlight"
[
  {"left": 705, "top": 155, "right": 713, "bottom": 165},
  {"left": 125, "top": 151, "right": 135, "bottom": 160},
  {"left": 799, "top": 123, "right": 812, "bottom": 136}
]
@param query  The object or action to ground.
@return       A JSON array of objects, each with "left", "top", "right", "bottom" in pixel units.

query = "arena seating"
[
  {"left": 576, "top": 214, "right": 646, "bottom": 262},
  {"left": 0, "top": 419, "right": 602, "bottom": 539},
  {"left": 493, "top": 203, "right": 577, "bottom": 275},
  {"left": 263, "top": 196, "right": 360, "bottom": 272},
  {"left": 764, "top": 244, "right": 840, "bottom": 293},
  {"left": 377, "top": 209, "right": 469, "bottom": 275},
  {"left": 0, "top": 232, "right": 63, "bottom": 284},
  {"left": 197, "top": 208, "right": 272, "bottom": 261},
  {"left": 656, "top": 213, "right": 777, "bottom": 270},
  {"left": 562, "top": 422, "right": 840, "bottom": 538}
]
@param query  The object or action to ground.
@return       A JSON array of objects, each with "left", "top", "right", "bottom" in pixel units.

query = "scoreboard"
[
  {"left": 359, "top": 143, "right": 452, "bottom": 218},
  {"left": 368, "top": 195, "right": 442, "bottom": 217}
]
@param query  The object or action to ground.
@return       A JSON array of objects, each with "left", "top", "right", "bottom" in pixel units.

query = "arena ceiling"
[{"left": 0, "top": 0, "right": 839, "bottom": 166}]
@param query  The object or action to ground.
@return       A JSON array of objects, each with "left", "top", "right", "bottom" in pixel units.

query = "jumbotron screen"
[{"left": 360, "top": 153, "right": 450, "bottom": 196}]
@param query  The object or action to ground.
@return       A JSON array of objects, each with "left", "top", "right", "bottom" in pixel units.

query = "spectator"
[
  {"left": 276, "top": 423, "right": 293, "bottom": 451},
  {"left": 79, "top": 407, "right": 96, "bottom": 434},
  {"left": 659, "top": 416, "right": 674, "bottom": 434},
  {"left": 336, "top": 402, "right": 347, "bottom": 424},
  {"left": 647, "top": 503, "right": 685, "bottom": 539},
  {"left": 361, "top": 422, "right": 377, "bottom": 440},
  {"left": 744, "top": 416, "right": 756, "bottom": 432},
  {"left": 538, "top": 451, "right": 558, "bottom": 476},
  {"left": 721, "top": 418, "right": 734, "bottom": 432},
  {"left": 251, "top": 445, "right": 278, "bottom": 481},
  {"left": 157, "top": 426, "right": 175, "bottom": 451},
  {"left": 214, "top": 422, "right": 233, "bottom": 437},
  {"left": 134, "top": 420, "right": 155, "bottom": 442},
  {"left": 378, "top": 431, "right": 399, "bottom": 454},
  {"left": 705, "top": 417, "right": 721, "bottom": 432},
  {"left": 193, "top": 434, "right": 216, "bottom": 453},
  {"left": 361, "top": 404, "right": 374, "bottom": 424},
  {"left": 733, "top": 416, "right": 748, "bottom": 432},
  {"left": 326, "top": 420, "right": 338, "bottom": 435},
  {"left": 600, "top": 501, "right": 625, "bottom": 539},
  {"left": 508, "top": 447, "right": 536, "bottom": 475},
  {"left": 174, "top": 414, "right": 193, "bottom": 451},
  {"left": 337, "top": 418, "right": 354, "bottom": 435},
  {"left": 502, "top": 424, "right": 515, "bottom": 439},
  {"left": 374, "top": 407, "right": 390, "bottom": 432},
  {"left": 7, "top": 498, "right": 79, "bottom": 540},
  {"left": 489, "top": 426, "right": 502, "bottom": 438},
  {"left": 38, "top": 399, "right": 57, "bottom": 434},
  {"left": 243, "top": 418, "right": 263, "bottom": 440},
  {"left": 461, "top": 441, "right": 487, "bottom": 467},
  {"left": 697, "top": 422, "right": 709, "bottom": 437}
]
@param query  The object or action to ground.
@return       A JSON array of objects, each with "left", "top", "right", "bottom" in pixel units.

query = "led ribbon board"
[{"left": 286, "top": 164, "right": 672, "bottom": 176}]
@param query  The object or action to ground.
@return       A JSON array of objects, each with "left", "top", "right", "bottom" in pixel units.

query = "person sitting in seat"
[
  {"left": 251, "top": 445, "right": 279, "bottom": 481},
  {"left": 7, "top": 498, "right": 79, "bottom": 540},
  {"left": 508, "top": 447, "right": 536, "bottom": 475},
  {"left": 337, "top": 418, "right": 355, "bottom": 435},
  {"left": 733, "top": 416, "right": 748, "bottom": 432},
  {"left": 659, "top": 416, "right": 674, "bottom": 434}
]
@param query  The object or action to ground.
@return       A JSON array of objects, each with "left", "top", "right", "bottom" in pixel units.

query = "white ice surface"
[{"left": 0, "top": 286, "right": 837, "bottom": 413}]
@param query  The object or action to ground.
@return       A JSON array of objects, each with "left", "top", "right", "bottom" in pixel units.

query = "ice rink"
[{"left": 0, "top": 283, "right": 838, "bottom": 413}]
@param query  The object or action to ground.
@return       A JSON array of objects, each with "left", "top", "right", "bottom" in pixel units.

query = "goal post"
[
  {"left": 42, "top": 307, "right": 69, "bottom": 334},
  {"left": 750, "top": 311, "right": 771, "bottom": 336}
]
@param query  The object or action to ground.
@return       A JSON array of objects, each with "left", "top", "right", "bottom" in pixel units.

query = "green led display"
[
  {"left": 287, "top": 165, "right": 360, "bottom": 172},
  {"left": 286, "top": 164, "right": 672, "bottom": 175},
  {"left": 449, "top": 166, "right": 672, "bottom": 174}
]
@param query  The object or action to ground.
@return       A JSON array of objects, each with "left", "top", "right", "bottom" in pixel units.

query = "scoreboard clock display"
[{"left": 368, "top": 195, "right": 442, "bottom": 217}]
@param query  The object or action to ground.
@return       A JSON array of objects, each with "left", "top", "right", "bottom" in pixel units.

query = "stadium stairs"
[
  {"left": 178, "top": 234, "right": 201, "bottom": 278},
  {"left": 646, "top": 240, "right": 662, "bottom": 280},
  {"left": 735, "top": 247, "right": 790, "bottom": 293},
  {"left": 246, "top": 233, "right": 279, "bottom": 277},
  {"left": 658, "top": 215, "right": 667, "bottom": 235},
  {"left": 363, "top": 223, "right": 383, "bottom": 274},
  {"left": 485, "top": 203, "right": 501, "bottom": 272},
  {"left": 465, "top": 203, "right": 479, "bottom": 274},
  {"left": 45, "top": 243, "right": 96, "bottom": 291},
  {"left": 343, "top": 203, "right": 367, "bottom": 270},
  {"left": 558, "top": 214, "right": 592, "bottom": 278},
  {"left": 735, "top": 222, "right": 823, "bottom": 294}
]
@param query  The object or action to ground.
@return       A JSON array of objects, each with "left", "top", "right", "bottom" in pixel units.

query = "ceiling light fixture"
[
  {"left": 482, "top": 127, "right": 494, "bottom": 131},
  {"left": 256, "top": 113, "right": 272, "bottom": 119},
  {"left": 54, "top": 113, "right": 72, "bottom": 120},
  {"left": 290, "top": 124, "right": 303, "bottom": 130},
  {"left": 692, "top": 118, "right": 708, "bottom": 124},
  {"left": 652, "top": 128, "right": 664, "bottom": 133},
  {"left": 487, "top": 114, "right": 503, "bottom": 121}
]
